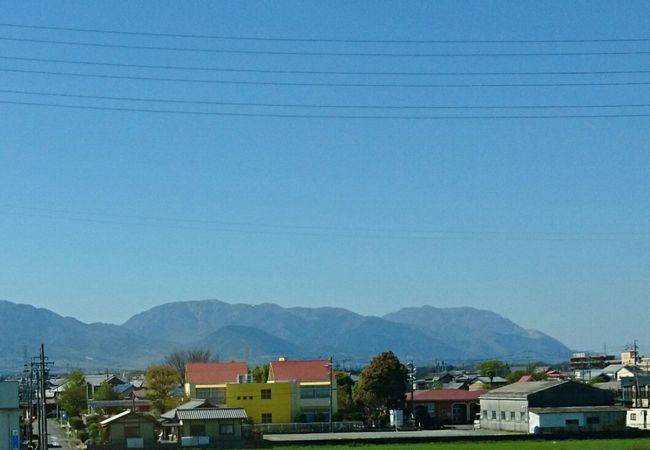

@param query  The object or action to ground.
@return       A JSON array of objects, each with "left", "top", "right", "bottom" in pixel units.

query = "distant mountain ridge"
[{"left": 0, "top": 299, "right": 571, "bottom": 372}]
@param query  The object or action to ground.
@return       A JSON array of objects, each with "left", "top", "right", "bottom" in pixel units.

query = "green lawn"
[{"left": 271, "top": 439, "right": 650, "bottom": 450}]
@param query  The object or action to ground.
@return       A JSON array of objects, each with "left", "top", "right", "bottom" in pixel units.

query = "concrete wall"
[
  {"left": 479, "top": 398, "right": 529, "bottom": 433},
  {"left": 530, "top": 410, "right": 627, "bottom": 433},
  {"left": 626, "top": 408, "right": 650, "bottom": 430}
]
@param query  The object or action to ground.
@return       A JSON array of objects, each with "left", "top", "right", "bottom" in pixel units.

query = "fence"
[{"left": 251, "top": 421, "right": 365, "bottom": 434}]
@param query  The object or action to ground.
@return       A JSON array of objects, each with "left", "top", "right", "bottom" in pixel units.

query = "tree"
[
  {"left": 58, "top": 370, "right": 88, "bottom": 417},
  {"left": 353, "top": 351, "right": 407, "bottom": 413},
  {"left": 335, "top": 372, "right": 359, "bottom": 416},
  {"left": 164, "top": 348, "right": 213, "bottom": 385},
  {"left": 144, "top": 365, "right": 181, "bottom": 415},
  {"left": 93, "top": 381, "right": 120, "bottom": 401},
  {"left": 476, "top": 359, "right": 510, "bottom": 383},
  {"left": 251, "top": 364, "right": 269, "bottom": 383}
]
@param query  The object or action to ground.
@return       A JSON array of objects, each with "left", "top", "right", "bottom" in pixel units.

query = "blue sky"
[{"left": 1, "top": 1, "right": 649, "bottom": 353}]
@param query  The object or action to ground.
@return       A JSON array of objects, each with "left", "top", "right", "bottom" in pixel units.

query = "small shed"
[
  {"left": 627, "top": 407, "right": 650, "bottom": 430},
  {"left": 529, "top": 406, "right": 627, "bottom": 434},
  {"left": 100, "top": 410, "right": 158, "bottom": 448}
]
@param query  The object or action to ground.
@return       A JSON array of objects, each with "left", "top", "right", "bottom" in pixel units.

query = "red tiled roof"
[
  {"left": 412, "top": 389, "right": 487, "bottom": 402},
  {"left": 269, "top": 359, "right": 331, "bottom": 382},
  {"left": 186, "top": 362, "right": 248, "bottom": 384}
]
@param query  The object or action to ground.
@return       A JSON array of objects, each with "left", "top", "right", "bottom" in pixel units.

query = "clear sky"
[{"left": 1, "top": 1, "right": 648, "bottom": 353}]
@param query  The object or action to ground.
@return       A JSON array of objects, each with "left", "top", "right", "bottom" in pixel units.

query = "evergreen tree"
[{"left": 353, "top": 351, "right": 407, "bottom": 413}]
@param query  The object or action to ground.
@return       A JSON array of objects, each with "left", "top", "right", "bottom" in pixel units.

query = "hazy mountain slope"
[
  {"left": 0, "top": 300, "right": 168, "bottom": 371},
  {"left": 122, "top": 300, "right": 369, "bottom": 345},
  {"left": 383, "top": 305, "right": 571, "bottom": 360},
  {"left": 0, "top": 299, "right": 572, "bottom": 372},
  {"left": 188, "top": 325, "right": 302, "bottom": 362}
]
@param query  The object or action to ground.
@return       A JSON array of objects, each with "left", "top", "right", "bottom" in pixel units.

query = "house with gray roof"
[
  {"left": 158, "top": 398, "right": 213, "bottom": 442},
  {"left": 173, "top": 407, "right": 250, "bottom": 447},
  {"left": 479, "top": 380, "right": 625, "bottom": 434},
  {"left": 99, "top": 410, "right": 159, "bottom": 448}
]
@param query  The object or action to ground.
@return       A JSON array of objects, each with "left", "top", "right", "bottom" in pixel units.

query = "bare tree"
[{"left": 165, "top": 348, "right": 215, "bottom": 385}]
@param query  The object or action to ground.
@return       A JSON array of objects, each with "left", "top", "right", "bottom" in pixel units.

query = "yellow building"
[
  {"left": 268, "top": 358, "right": 336, "bottom": 422},
  {"left": 226, "top": 382, "right": 297, "bottom": 424},
  {"left": 184, "top": 359, "right": 337, "bottom": 424}
]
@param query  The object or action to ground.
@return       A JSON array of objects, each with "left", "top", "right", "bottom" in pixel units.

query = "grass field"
[{"left": 271, "top": 439, "right": 650, "bottom": 450}]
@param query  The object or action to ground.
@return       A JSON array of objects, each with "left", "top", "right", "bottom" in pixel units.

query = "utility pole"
[
  {"left": 328, "top": 356, "right": 333, "bottom": 433},
  {"left": 407, "top": 361, "right": 416, "bottom": 426},
  {"left": 30, "top": 345, "right": 53, "bottom": 450},
  {"left": 634, "top": 340, "right": 641, "bottom": 408}
]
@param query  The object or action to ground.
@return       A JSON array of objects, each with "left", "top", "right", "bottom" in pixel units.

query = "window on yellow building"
[
  {"left": 261, "top": 389, "right": 272, "bottom": 400},
  {"left": 261, "top": 413, "right": 272, "bottom": 423},
  {"left": 300, "top": 386, "right": 329, "bottom": 399},
  {"left": 196, "top": 387, "right": 226, "bottom": 404}
]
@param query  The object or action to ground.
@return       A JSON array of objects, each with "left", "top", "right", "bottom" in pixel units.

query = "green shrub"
[
  {"left": 77, "top": 430, "right": 89, "bottom": 442},
  {"left": 69, "top": 416, "right": 84, "bottom": 430}
]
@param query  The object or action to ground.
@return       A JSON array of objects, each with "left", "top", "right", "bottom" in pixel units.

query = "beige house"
[{"left": 100, "top": 410, "right": 158, "bottom": 448}]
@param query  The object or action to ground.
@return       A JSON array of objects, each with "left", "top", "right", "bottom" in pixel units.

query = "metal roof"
[
  {"left": 160, "top": 399, "right": 211, "bottom": 420},
  {"left": 530, "top": 406, "right": 628, "bottom": 414},
  {"left": 413, "top": 389, "right": 487, "bottom": 402},
  {"left": 100, "top": 410, "right": 131, "bottom": 425},
  {"left": 176, "top": 408, "right": 248, "bottom": 420},
  {"left": 89, "top": 399, "right": 150, "bottom": 408},
  {"left": 101, "top": 410, "right": 159, "bottom": 426},
  {"left": 480, "top": 380, "right": 566, "bottom": 399}
]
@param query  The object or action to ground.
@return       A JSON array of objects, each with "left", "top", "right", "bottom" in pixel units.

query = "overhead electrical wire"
[
  {"left": 1, "top": 22, "right": 648, "bottom": 44},
  {"left": 3, "top": 68, "right": 650, "bottom": 88},
  {"left": 3, "top": 55, "right": 650, "bottom": 77},
  {"left": 2, "top": 88, "right": 650, "bottom": 111},
  {"left": 3, "top": 99, "right": 650, "bottom": 120},
  {"left": 2, "top": 204, "right": 648, "bottom": 241},
  {"left": 2, "top": 36, "right": 650, "bottom": 57}
]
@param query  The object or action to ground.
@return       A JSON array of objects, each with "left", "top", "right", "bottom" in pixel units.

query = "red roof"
[
  {"left": 186, "top": 362, "right": 248, "bottom": 384},
  {"left": 412, "top": 389, "right": 487, "bottom": 402},
  {"left": 269, "top": 359, "right": 331, "bottom": 382}
]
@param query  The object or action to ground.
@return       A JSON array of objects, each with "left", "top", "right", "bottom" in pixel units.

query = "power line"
[
  {"left": 4, "top": 67, "right": 650, "bottom": 88},
  {"left": 3, "top": 88, "right": 650, "bottom": 111},
  {"left": 2, "top": 36, "right": 650, "bottom": 57},
  {"left": 4, "top": 55, "right": 650, "bottom": 77},
  {"left": 3, "top": 99, "right": 650, "bottom": 120},
  {"left": 2, "top": 205, "right": 649, "bottom": 241},
  {"left": 1, "top": 22, "right": 648, "bottom": 44}
]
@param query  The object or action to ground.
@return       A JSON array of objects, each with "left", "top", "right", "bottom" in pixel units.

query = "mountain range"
[{"left": 0, "top": 299, "right": 571, "bottom": 373}]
